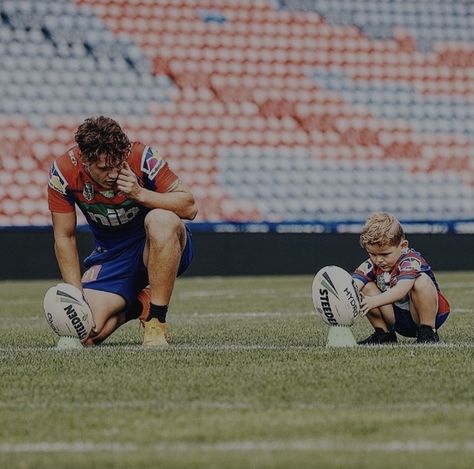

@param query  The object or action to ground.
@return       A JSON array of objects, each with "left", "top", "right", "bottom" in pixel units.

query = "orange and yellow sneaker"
[
  {"left": 137, "top": 287, "right": 171, "bottom": 347},
  {"left": 142, "top": 318, "right": 170, "bottom": 347}
]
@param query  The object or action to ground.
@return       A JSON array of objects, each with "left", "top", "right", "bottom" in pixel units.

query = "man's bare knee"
[{"left": 144, "top": 209, "right": 184, "bottom": 245}]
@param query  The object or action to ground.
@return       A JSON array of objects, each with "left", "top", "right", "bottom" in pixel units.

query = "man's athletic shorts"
[
  {"left": 81, "top": 225, "right": 193, "bottom": 306},
  {"left": 393, "top": 292, "right": 450, "bottom": 337}
]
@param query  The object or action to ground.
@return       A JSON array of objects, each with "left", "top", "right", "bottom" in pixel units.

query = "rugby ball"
[
  {"left": 43, "top": 283, "right": 93, "bottom": 340},
  {"left": 312, "top": 266, "right": 362, "bottom": 326}
]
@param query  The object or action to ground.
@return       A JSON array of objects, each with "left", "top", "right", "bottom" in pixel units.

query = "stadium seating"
[{"left": 0, "top": 0, "right": 473, "bottom": 228}]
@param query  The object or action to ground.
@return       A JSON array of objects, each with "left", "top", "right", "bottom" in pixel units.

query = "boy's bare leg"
[
  {"left": 362, "top": 282, "right": 395, "bottom": 331},
  {"left": 409, "top": 273, "right": 438, "bottom": 329}
]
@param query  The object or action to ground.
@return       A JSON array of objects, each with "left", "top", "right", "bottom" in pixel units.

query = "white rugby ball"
[
  {"left": 312, "top": 265, "right": 362, "bottom": 326},
  {"left": 43, "top": 283, "right": 93, "bottom": 340}
]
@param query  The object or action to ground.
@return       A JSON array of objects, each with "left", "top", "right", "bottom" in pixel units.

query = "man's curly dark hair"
[{"left": 75, "top": 116, "right": 131, "bottom": 167}]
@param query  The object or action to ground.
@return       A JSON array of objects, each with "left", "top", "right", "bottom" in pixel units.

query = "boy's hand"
[{"left": 360, "top": 295, "right": 378, "bottom": 316}]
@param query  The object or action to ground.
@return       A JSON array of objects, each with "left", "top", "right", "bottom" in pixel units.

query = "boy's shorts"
[
  {"left": 81, "top": 225, "right": 193, "bottom": 306},
  {"left": 393, "top": 291, "right": 450, "bottom": 337}
]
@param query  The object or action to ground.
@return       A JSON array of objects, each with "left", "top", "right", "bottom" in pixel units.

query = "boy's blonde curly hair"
[{"left": 360, "top": 212, "right": 405, "bottom": 248}]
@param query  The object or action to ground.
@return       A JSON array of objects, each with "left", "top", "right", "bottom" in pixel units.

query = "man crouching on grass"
[
  {"left": 352, "top": 212, "right": 450, "bottom": 345},
  {"left": 47, "top": 116, "right": 197, "bottom": 347}
]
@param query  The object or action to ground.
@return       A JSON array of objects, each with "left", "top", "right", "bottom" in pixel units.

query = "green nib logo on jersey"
[
  {"left": 79, "top": 200, "right": 141, "bottom": 227},
  {"left": 321, "top": 272, "right": 340, "bottom": 300}
]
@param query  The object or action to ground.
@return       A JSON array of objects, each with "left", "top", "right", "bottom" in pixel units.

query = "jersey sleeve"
[
  {"left": 135, "top": 145, "right": 178, "bottom": 192},
  {"left": 352, "top": 259, "right": 376, "bottom": 284},
  {"left": 47, "top": 160, "right": 75, "bottom": 213}
]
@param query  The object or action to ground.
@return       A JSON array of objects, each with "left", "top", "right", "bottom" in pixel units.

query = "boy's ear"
[{"left": 400, "top": 239, "right": 409, "bottom": 248}]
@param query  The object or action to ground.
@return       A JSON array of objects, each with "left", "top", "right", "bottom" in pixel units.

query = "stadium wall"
[{"left": 1, "top": 230, "right": 472, "bottom": 280}]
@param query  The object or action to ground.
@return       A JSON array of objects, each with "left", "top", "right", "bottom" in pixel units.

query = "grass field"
[{"left": 0, "top": 272, "right": 473, "bottom": 469}]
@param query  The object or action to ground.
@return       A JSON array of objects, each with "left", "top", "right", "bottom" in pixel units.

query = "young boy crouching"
[{"left": 353, "top": 212, "right": 450, "bottom": 344}]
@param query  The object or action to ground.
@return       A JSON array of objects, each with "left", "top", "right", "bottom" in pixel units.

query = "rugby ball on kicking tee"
[
  {"left": 43, "top": 283, "right": 93, "bottom": 340},
  {"left": 312, "top": 265, "right": 362, "bottom": 327}
]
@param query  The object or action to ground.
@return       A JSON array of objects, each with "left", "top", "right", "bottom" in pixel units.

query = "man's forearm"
[
  {"left": 54, "top": 236, "right": 83, "bottom": 289},
  {"left": 134, "top": 188, "right": 197, "bottom": 219}
]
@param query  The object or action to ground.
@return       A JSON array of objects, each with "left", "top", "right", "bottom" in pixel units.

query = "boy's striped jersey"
[{"left": 353, "top": 248, "right": 449, "bottom": 312}]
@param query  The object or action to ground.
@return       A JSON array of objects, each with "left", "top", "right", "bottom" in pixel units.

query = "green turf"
[{"left": 0, "top": 273, "right": 473, "bottom": 469}]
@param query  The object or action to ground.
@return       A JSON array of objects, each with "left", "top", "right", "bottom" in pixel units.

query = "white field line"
[
  {"left": 182, "top": 311, "right": 313, "bottom": 319},
  {"left": 0, "top": 298, "right": 40, "bottom": 305},
  {"left": 0, "top": 312, "right": 314, "bottom": 323},
  {"left": 0, "top": 345, "right": 317, "bottom": 353},
  {"left": 177, "top": 308, "right": 472, "bottom": 318},
  {"left": 0, "top": 439, "right": 473, "bottom": 454},
  {"left": 2, "top": 311, "right": 313, "bottom": 322},
  {"left": 1, "top": 281, "right": 471, "bottom": 305},
  {"left": 178, "top": 288, "right": 292, "bottom": 298},
  {"left": 177, "top": 281, "right": 474, "bottom": 298},
  {"left": 1, "top": 307, "right": 472, "bottom": 323},
  {"left": 0, "top": 342, "right": 473, "bottom": 353},
  {"left": 0, "top": 280, "right": 471, "bottom": 310},
  {"left": 0, "top": 400, "right": 250, "bottom": 411},
  {"left": 1, "top": 311, "right": 312, "bottom": 323},
  {"left": 0, "top": 400, "right": 472, "bottom": 413}
]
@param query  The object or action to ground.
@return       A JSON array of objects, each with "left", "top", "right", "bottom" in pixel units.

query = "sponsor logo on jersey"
[
  {"left": 83, "top": 204, "right": 141, "bottom": 227},
  {"left": 83, "top": 183, "right": 95, "bottom": 201},
  {"left": 399, "top": 257, "right": 422, "bottom": 272},
  {"left": 68, "top": 150, "right": 77, "bottom": 166},
  {"left": 48, "top": 162, "right": 68, "bottom": 195},
  {"left": 141, "top": 146, "right": 164, "bottom": 180}
]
